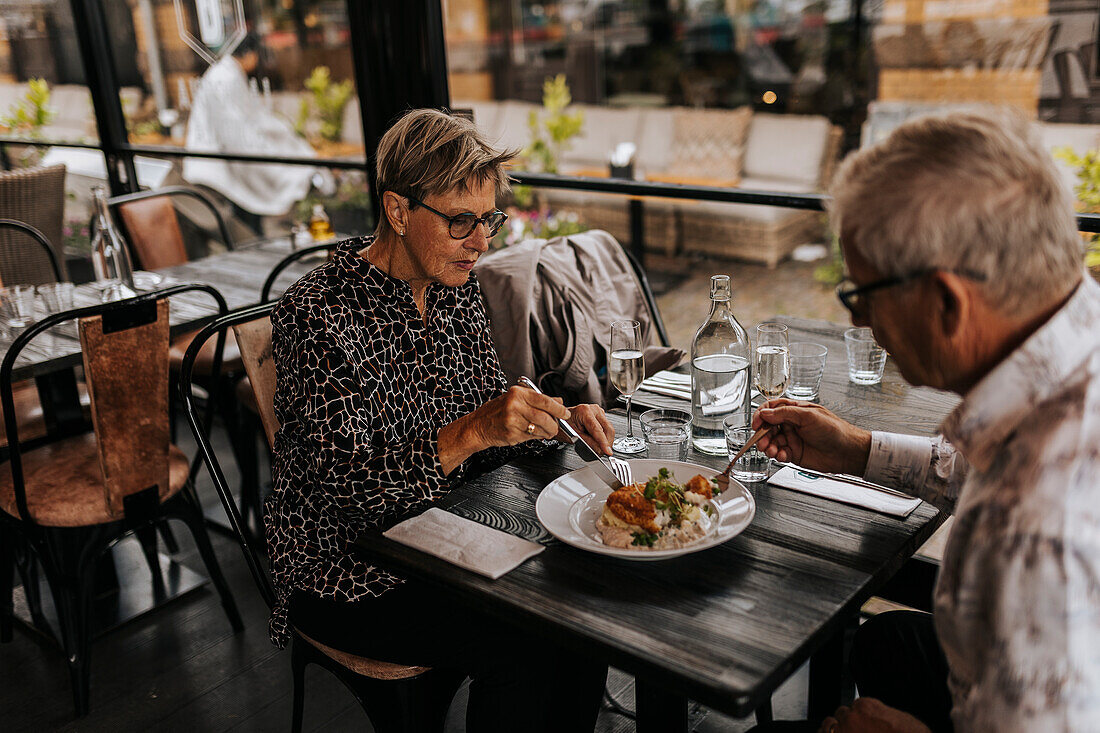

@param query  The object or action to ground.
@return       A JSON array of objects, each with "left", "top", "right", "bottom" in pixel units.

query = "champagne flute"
[
  {"left": 609, "top": 319, "right": 646, "bottom": 454},
  {"left": 754, "top": 323, "right": 790, "bottom": 401}
]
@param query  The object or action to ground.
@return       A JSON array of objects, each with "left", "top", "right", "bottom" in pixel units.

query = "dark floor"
[{"left": 0, "top": 411, "right": 811, "bottom": 732}]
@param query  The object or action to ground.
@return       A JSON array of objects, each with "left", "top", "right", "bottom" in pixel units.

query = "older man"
[{"left": 752, "top": 110, "right": 1100, "bottom": 732}]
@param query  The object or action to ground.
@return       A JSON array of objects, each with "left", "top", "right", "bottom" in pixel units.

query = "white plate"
[{"left": 535, "top": 458, "right": 755, "bottom": 561}]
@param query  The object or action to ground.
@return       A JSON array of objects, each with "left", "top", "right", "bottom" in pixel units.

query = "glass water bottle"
[
  {"left": 690, "top": 274, "right": 751, "bottom": 454},
  {"left": 90, "top": 186, "right": 137, "bottom": 301}
]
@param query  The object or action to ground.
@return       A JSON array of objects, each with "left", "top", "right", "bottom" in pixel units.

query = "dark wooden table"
[{"left": 354, "top": 316, "right": 957, "bottom": 731}]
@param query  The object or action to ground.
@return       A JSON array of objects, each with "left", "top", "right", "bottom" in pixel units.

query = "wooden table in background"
[{"left": 356, "top": 316, "right": 957, "bottom": 731}]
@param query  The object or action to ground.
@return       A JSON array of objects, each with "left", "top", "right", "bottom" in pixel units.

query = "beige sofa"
[{"left": 459, "top": 99, "right": 841, "bottom": 267}]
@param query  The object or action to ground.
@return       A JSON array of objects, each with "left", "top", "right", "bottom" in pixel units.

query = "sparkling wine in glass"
[
  {"left": 610, "top": 320, "right": 646, "bottom": 454},
  {"left": 754, "top": 323, "right": 790, "bottom": 401}
]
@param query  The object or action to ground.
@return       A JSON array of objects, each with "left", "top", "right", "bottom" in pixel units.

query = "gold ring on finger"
[{"left": 526, "top": 423, "right": 537, "bottom": 435}]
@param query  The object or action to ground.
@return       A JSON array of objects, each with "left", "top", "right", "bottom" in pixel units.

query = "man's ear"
[
  {"left": 382, "top": 191, "right": 408, "bottom": 233},
  {"left": 930, "top": 271, "right": 970, "bottom": 339}
]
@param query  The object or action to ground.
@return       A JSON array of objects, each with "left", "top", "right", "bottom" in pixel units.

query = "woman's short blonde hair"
[
  {"left": 829, "top": 108, "right": 1083, "bottom": 316},
  {"left": 374, "top": 108, "right": 517, "bottom": 237}
]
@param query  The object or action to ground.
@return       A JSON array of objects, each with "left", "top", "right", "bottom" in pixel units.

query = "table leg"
[
  {"left": 635, "top": 679, "right": 689, "bottom": 733},
  {"left": 809, "top": 616, "right": 858, "bottom": 721}
]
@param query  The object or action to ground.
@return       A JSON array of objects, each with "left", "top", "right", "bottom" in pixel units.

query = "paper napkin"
[
  {"left": 383, "top": 507, "right": 544, "bottom": 579},
  {"left": 767, "top": 466, "right": 922, "bottom": 518}
]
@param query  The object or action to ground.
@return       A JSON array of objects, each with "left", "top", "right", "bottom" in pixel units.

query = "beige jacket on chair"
[{"left": 474, "top": 229, "right": 684, "bottom": 407}]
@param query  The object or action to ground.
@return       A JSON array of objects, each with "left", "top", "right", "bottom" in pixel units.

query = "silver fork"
[{"left": 608, "top": 456, "right": 633, "bottom": 486}]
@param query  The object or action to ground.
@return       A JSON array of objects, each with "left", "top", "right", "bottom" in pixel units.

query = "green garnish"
[{"left": 631, "top": 532, "right": 660, "bottom": 547}]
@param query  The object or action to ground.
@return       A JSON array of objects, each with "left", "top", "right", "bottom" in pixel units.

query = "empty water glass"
[
  {"left": 1, "top": 284, "right": 36, "bottom": 335},
  {"left": 786, "top": 342, "right": 828, "bottom": 400},
  {"left": 37, "top": 282, "right": 75, "bottom": 314},
  {"left": 724, "top": 417, "right": 769, "bottom": 482},
  {"left": 639, "top": 409, "right": 692, "bottom": 462},
  {"left": 844, "top": 327, "right": 887, "bottom": 385}
]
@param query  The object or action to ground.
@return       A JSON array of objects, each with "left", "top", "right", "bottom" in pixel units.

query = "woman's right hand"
[
  {"left": 752, "top": 398, "right": 872, "bottom": 476},
  {"left": 465, "top": 386, "right": 572, "bottom": 449}
]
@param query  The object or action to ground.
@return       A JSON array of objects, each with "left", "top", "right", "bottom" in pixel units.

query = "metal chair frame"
[
  {"left": 179, "top": 303, "right": 462, "bottom": 733},
  {"left": 106, "top": 186, "right": 235, "bottom": 254},
  {"left": 0, "top": 284, "right": 243, "bottom": 717}
]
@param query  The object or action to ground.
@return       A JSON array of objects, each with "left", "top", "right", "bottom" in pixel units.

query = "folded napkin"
[
  {"left": 767, "top": 466, "right": 922, "bottom": 518},
  {"left": 636, "top": 370, "right": 760, "bottom": 412},
  {"left": 383, "top": 507, "right": 544, "bottom": 579}
]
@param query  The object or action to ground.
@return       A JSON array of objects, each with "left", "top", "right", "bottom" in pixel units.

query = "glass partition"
[
  {"left": 103, "top": 0, "right": 365, "bottom": 164},
  {"left": 0, "top": 0, "right": 100, "bottom": 149}
]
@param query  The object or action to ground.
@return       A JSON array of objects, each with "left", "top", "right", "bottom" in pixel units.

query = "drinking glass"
[
  {"left": 753, "top": 323, "right": 789, "bottom": 401},
  {"left": 786, "top": 342, "right": 828, "bottom": 400},
  {"left": 639, "top": 408, "right": 691, "bottom": 461},
  {"left": 844, "top": 327, "right": 887, "bottom": 385},
  {"left": 0, "top": 284, "right": 37, "bottom": 335},
  {"left": 609, "top": 319, "right": 645, "bottom": 454},
  {"left": 724, "top": 417, "right": 769, "bottom": 482},
  {"left": 36, "top": 282, "right": 77, "bottom": 346}
]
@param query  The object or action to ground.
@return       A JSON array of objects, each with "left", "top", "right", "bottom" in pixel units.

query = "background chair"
[
  {"left": 0, "top": 284, "right": 243, "bottom": 716},
  {"left": 0, "top": 164, "right": 68, "bottom": 285},
  {"left": 181, "top": 303, "right": 463, "bottom": 733}
]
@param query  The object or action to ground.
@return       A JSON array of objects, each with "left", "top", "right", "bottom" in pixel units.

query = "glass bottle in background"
[
  {"left": 90, "top": 186, "right": 137, "bottom": 302},
  {"left": 309, "top": 203, "right": 335, "bottom": 241},
  {"left": 691, "top": 274, "right": 751, "bottom": 454}
]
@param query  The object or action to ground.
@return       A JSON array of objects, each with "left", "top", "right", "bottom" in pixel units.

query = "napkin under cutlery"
[
  {"left": 767, "top": 466, "right": 922, "bottom": 518},
  {"left": 635, "top": 370, "right": 760, "bottom": 412},
  {"left": 383, "top": 507, "right": 544, "bottom": 579}
]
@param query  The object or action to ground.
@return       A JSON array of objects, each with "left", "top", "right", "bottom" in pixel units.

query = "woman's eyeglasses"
[
  {"left": 835, "top": 268, "right": 988, "bottom": 316},
  {"left": 406, "top": 195, "right": 508, "bottom": 239}
]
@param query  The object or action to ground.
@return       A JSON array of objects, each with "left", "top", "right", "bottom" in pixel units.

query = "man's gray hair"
[{"left": 829, "top": 109, "right": 1083, "bottom": 315}]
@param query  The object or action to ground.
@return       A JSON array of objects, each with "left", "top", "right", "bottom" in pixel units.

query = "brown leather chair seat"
[
  {"left": 294, "top": 627, "right": 430, "bottom": 680},
  {"left": 0, "top": 433, "right": 190, "bottom": 527},
  {"left": 169, "top": 328, "right": 243, "bottom": 376},
  {"left": 1, "top": 380, "right": 91, "bottom": 446}
]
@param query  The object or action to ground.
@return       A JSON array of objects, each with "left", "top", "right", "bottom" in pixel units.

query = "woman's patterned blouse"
[{"left": 265, "top": 236, "right": 534, "bottom": 648}]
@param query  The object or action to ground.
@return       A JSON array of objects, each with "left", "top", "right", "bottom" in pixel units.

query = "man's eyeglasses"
[
  {"left": 835, "top": 268, "right": 988, "bottom": 315},
  {"left": 406, "top": 195, "right": 508, "bottom": 239}
]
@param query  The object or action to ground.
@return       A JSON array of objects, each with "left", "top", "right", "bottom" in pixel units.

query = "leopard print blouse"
[{"left": 265, "top": 236, "right": 537, "bottom": 648}]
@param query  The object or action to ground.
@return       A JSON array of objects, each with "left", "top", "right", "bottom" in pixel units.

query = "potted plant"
[{"left": 1053, "top": 146, "right": 1100, "bottom": 279}]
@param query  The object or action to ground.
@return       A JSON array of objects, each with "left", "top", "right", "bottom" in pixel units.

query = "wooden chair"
[
  {"left": 106, "top": 186, "right": 241, "bottom": 377},
  {"left": 232, "top": 242, "right": 340, "bottom": 538},
  {"left": 180, "top": 303, "right": 463, "bottom": 733},
  {"left": 0, "top": 284, "right": 243, "bottom": 717}
]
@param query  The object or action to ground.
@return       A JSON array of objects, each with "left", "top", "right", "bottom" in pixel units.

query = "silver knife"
[{"left": 517, "top": 376, "right": 623, "bottom": 489}]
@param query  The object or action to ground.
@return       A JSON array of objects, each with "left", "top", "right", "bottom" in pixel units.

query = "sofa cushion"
[
  {"left": 743, "top": 113, "right": 832, "bottom": 187},
  {"left": 482, "top": 101, "right": 537, "bottom": 154},
  {"left": 668, "top": 106, "right": 752, "bottom": 181},
  {"left": 560, "top": 105, "right": 643, "bottom": 170},
  {"left": 635, "top": 108, "right": 676, "bottom": 174}
]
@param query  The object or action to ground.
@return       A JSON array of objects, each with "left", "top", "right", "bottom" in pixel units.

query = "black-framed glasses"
[
  {"left": 835, "top": 268, "right": 988, "bottom": 315},
  {"left": 406, "top": 195, "right": 508, "bottom": 239}
]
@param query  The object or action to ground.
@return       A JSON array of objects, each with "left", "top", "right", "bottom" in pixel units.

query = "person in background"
[
  {"left": 751, "top": 110, "right": 1100, "bottom": 732},
  {"left": 184, "top": 33, "right": 332, "bottom": 235},
  {"left": 267, "top": 109, "right": 612, "bottom": 732}
]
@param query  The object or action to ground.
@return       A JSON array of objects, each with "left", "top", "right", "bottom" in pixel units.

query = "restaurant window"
[
  {"left": 0, "top": 0, "right": 101, "bottom": 148},
  {"left": 101, "top": 0, "right": 369, "bottom": 233}
]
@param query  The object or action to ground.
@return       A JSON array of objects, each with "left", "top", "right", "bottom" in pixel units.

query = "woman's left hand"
[{"left": 561, "top": 404, "right": 615, "bottom": 456}]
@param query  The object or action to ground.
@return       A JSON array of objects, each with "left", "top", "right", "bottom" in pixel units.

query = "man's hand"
[
  {"left": 752, "top": 398, "right": 872, "bottom": 476},
  {"left": 562, "top": 403, "right": 615, "bottom": 456},
  {"left": 817, "top": 698, "right": 933, "bottom": 733}
]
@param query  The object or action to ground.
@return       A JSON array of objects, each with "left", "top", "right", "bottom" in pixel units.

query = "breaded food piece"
[
  {"left": 604, "top": 486, "right": 660, "bottom": 534},
  {"left": 685, "top": 474, "right": 714, "bottom": 499}
]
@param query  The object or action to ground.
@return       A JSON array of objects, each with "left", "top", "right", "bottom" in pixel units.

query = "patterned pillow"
[{"left": 666, "top": 106, "right": 752, "bottom": 181}]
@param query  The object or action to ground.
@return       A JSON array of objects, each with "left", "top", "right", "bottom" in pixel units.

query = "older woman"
[{"left": 266, "top": 109, "right": 612, "bottom": 730}]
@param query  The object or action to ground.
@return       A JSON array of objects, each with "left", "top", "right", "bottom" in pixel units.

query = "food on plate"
[{"left": 596, "top": 468, "right": 720, "bottom": 550}]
